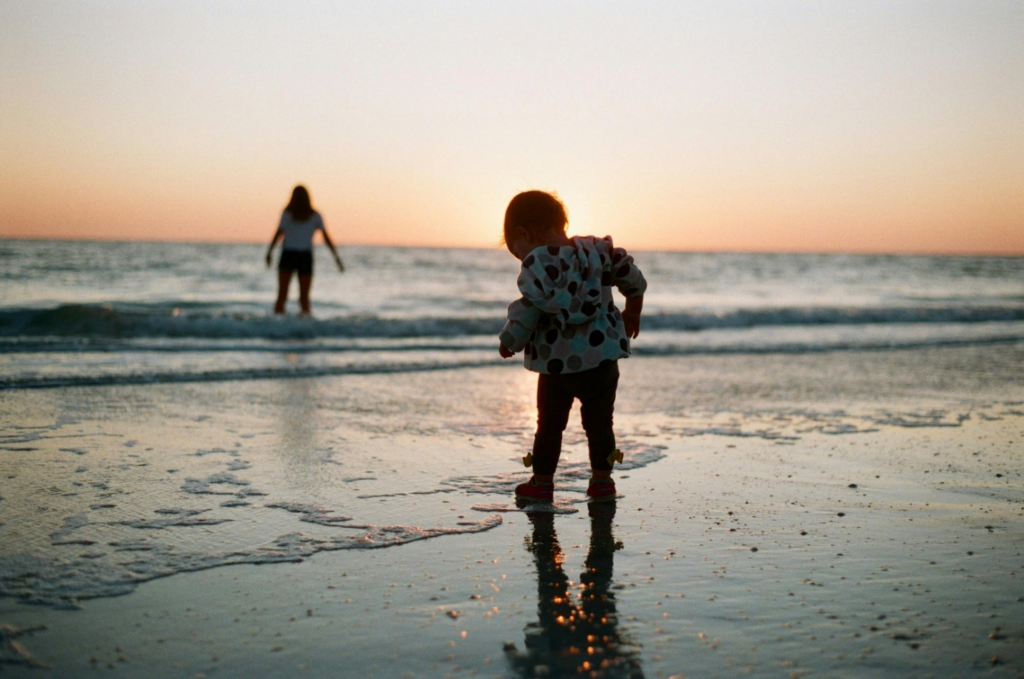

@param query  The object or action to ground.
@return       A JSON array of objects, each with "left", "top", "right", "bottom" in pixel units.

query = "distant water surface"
[{"left": 1, "top": 239, "right": 1022, "bottom": 388}]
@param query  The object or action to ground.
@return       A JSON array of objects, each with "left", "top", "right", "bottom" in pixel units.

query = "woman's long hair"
[{"left": 286, "top": 185, "right": 315, "bottom": 222}]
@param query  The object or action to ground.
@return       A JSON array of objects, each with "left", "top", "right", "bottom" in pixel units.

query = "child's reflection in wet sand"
[{"left": 505, "top": 502, "right": 644, "bottom": 678}]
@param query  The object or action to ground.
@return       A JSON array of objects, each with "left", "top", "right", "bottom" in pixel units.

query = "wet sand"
[{"left": 1, "top": 345, "right": 1022, "bottom": 677}]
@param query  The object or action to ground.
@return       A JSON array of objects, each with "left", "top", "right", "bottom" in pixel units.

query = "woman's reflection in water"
[{"left": 506, "top": 502, "right": 644, "bottom": 678}]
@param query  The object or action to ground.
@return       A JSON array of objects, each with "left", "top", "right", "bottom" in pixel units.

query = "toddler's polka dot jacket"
[{"left": 499, "top": 236, "right": 647, "bottom": 375}]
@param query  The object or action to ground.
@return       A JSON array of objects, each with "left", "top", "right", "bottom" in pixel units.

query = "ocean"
[
  {"left": 2, "top": 239, "right": 1022, "bottom": 389},
  {"left": 2, "top": 238, "right": 1023, "bottom": 676}
]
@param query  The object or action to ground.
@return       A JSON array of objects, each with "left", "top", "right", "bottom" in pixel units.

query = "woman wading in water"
[{"left": 265, "top": 185, "right": 344, "bottom": 315}]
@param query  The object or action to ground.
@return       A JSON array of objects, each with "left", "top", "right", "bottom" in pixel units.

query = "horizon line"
[{"left": 1, "top": 234, "right": 1021, "bottom": 258}]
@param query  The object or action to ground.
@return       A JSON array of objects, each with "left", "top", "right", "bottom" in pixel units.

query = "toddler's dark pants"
[{"left": 532, "top": 360, "right": 619, "bottom": 476}]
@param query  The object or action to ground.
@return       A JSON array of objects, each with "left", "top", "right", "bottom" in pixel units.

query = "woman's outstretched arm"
[
  {"left": 322, "top": 230, "right": 345, "bottom": 272},
  {"left": 265, "top": 229, "right": 283, "bottom": 267}
]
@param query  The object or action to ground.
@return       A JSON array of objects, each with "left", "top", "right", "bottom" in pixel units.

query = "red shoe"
[
  {"left": 515, "top": 477, "right": 554, "bottom": 503},
  {"left": 587, "top": 478, "right": 617, "bottom": 502}
]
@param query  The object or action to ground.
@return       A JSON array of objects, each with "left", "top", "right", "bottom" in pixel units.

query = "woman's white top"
[{"left": 278, "top": 211, "right": 325, "bottom": 252}]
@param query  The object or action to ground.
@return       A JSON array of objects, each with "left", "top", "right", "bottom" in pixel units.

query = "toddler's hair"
[{"left": 503, "top": 191, "right": 568, "bottom": 244}]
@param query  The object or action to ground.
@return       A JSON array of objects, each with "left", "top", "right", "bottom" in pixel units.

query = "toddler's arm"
[
  {"left": 608, "top": 241, "right": 647, "bottom": 300},
  {"left": 499, "top": 261, "right": 549, "bottom": 357},
  {"left": 622, "top": 294, "right": 643, "bottom": 338},
  {"left": 605, "top": 237, "right": 646, "bottom": 337},
  {"left": 498, "top": 297, "right": 540, "bottom": 356}
]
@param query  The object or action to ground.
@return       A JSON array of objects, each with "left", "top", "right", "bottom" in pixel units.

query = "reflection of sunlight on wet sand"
[
  {"left": 274, "top": 375, "right": 325, "bottom": 492},
  {"left": 503, "top": 368, "right": 539, "bottom": 435},
  {"left": 456, "top": 366, "right": 542, "bottom": 443}
]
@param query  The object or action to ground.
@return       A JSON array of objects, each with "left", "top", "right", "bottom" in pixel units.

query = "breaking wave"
[{"left": 3, "top": 302, "right": 1024, "bottom": 341}]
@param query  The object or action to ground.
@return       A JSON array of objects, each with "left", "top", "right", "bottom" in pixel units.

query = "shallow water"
[{"left": 2, "top": 240, "right": 1023, "bottom": 388}]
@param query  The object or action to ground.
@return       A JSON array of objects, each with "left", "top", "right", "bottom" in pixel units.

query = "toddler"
[{"left": 498, "top": 191, "right": 647, "bottom": 502}]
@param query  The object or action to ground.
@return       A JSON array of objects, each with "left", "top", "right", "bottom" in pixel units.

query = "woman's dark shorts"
[{"left": 278, "top": 249, "right": 313, "bottom": 275}]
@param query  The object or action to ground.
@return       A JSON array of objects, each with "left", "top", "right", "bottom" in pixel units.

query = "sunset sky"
[{"left": 2, "top": 1, "right": 1022, "bottom": 253}]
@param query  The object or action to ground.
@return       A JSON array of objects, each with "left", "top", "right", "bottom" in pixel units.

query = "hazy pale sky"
[{"left": 2, "top": 1, "right": 1022, "bottom": 252}]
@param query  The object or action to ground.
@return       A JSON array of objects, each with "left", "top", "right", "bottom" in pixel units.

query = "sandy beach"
[{"left": 1, "top": 344, "right": 1021, "bottom": 678}]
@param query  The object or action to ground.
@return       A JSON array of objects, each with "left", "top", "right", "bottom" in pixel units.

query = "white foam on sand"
[{"left": 0, "top": 433, "right": 506, "bottom": 608}]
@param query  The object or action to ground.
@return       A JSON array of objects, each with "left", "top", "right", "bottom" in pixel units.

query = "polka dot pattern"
[{"left": 499, "top": 235, "right": 648, "bottom": 375}]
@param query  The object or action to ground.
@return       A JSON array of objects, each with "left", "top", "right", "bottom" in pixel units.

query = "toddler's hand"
[
  {"left": 622, "top": 310, "right": 641, "bottom": 339},
  {"left": 498, "top": 343, "right": 515, "bottom": 359}
]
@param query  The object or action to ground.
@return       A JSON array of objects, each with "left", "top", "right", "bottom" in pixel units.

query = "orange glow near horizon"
[{"left": 1, "top": 3, "right": 1022, "bottom": 254}]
